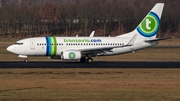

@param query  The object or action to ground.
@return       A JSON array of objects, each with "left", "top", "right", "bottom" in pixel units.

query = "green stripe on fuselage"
[{"left": 52, "top": 37, "right": 57, "bottom": 56}]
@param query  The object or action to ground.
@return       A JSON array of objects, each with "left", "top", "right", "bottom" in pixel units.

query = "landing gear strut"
[{"left": 80, "top": 57, "right": 93, "bottom": 63}]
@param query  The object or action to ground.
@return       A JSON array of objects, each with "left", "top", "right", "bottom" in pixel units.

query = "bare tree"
[
  {"left": 0, "top": 0, "right": 180, "bottom": 37},
  {"left": 39, "top": 2, "right": 61, "bottom": 35},
  {"left": 17, "top": 0, "right": 22, "bottom": 6},
  {"left": 0, "top": 0, "right": 2, "bottom": 7}
]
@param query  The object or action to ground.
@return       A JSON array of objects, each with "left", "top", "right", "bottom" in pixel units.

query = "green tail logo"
[{"left": 137, "top": 12, "right": 160, "bottom": 37}]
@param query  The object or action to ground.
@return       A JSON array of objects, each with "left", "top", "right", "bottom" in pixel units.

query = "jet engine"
[{"left": 61, "top": 51, "right": 81, "bottom": 60}]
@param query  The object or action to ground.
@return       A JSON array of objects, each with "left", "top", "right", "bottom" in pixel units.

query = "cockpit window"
[{"left": 14, "top": 42, "right": 23, "bottom": 45}]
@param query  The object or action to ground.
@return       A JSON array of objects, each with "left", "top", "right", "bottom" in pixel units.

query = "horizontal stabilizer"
[{"left": 145, "top": 37, "right": 171, "bottom": 42}]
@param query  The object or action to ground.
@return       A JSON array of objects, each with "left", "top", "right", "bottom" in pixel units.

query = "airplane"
[{"left": 7, "top": 3, "right": 166, "bottom": 63}]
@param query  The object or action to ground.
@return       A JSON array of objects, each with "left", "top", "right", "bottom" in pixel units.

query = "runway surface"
[{"left": 0, "top": 61, "right": 180, "bottom": 68}]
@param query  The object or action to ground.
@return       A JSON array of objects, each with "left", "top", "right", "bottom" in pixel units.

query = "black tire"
[
  {"left": 24, "top": 59, "right": 29, "bottom": 62},
  {"left": 80, "top": 57, "right": 86, "bottom": 63},
  {"left": 87, "top": 57, "right": 93, "bottom": 63}
]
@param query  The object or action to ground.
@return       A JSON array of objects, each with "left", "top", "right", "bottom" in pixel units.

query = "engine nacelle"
[{"left": 61, "top": 51, "right": 81, "bottom": 60}]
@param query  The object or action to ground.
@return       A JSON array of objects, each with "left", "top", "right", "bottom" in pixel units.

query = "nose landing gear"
[{"left": 18, "top": 55, "right": 29, "bottom": 62}]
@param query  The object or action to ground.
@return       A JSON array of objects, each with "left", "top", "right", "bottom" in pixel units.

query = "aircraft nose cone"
[{"left": 7, "top": 45, "right": 14, "bottom": 53}]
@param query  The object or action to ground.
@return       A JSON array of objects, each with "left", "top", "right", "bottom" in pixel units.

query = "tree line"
[{"left": 0, "top": 0, "right": 180, "bottom": 37}]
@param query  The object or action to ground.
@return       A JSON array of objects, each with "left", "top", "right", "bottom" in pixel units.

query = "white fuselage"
[{"left": 7, "top": 36, "right": 157, "bottom": 57}]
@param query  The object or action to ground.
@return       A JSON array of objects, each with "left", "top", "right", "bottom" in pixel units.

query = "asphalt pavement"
[{"left": 0, "top": 61, "right": 180, "bottom": 68}]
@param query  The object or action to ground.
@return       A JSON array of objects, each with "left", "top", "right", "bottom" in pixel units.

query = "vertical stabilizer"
[{"left": 136, "top": 3, "right": 164, "bottom": 38}]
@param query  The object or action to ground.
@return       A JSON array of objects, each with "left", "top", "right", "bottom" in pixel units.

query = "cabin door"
[{"left": 30, "top": 40, "right": 35, "bottom": 50}]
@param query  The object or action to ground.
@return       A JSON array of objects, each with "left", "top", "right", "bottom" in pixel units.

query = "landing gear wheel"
[
  {"left": 24, "top": 59, "right": 29, "bottom": 63},
  {"left": 87, "top": 57, "right": 93, "bottom": 63},
  {"left": 80, "top": 57, "right": 86, "bottom": 63}
]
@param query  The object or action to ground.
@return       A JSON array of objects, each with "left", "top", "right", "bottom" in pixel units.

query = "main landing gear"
[
  {"left": 80, "top": 57, "right": 93, "bottom": 63},
  {"left": 24, "top": 58, "right": 29, "bottom": 62}
]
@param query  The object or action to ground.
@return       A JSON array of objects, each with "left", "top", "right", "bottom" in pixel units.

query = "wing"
[{"left": 64, "top": 46, "right": 120, "bottom": 56}]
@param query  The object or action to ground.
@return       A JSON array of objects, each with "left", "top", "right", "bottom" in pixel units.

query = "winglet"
[{"left": 89, "top": 31, "right": 95, "bottom": 37}]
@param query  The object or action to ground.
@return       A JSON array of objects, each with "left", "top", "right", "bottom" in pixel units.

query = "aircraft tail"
[
  {"left": 136, "top": 3, "right": 164, "bottom": 38},
  {"left": 118, "top": 3, "right": 164, "bottom": 39}
]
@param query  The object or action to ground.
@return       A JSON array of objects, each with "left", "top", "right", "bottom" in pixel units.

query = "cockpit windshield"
[{"left": 14, "top": 42, "right": 23, "bottom": 45}]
